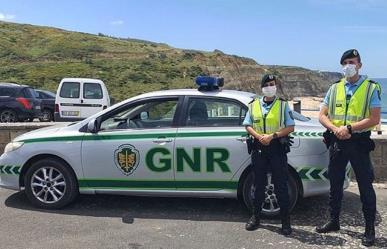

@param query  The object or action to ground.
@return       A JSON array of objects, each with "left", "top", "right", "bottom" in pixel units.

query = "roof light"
[{"left": 195, "top": 76, "right": 224, "bottom": 91}]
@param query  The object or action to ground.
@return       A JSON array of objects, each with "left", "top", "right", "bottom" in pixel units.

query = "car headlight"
[{"left": 4, "top": 141, "right": 24, "bottom": 153}]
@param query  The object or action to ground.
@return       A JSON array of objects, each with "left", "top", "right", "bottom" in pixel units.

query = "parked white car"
[
  {"left": 0, "top": 78, "right": 350, "bottom": 216},
  {"left": 54, "top": 78, "right": 110, "bottom": 121}
]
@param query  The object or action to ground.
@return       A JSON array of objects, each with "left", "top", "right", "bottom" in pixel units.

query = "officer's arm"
[
  {"left": 245, "top": 126, "right": 262, "bottom": 140},
  {"left": 319, "top": 105, "right": 338, "bottom": 132},
  {"left": 275, "top": 126, "right": 294, "bottom": 138},
  {"left": 351, "top": 107, "right": 381, "bottom": 132}
]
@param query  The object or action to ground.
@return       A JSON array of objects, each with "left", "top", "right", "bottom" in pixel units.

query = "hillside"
[{"left": 0, "top": 21, "right": 341, "bottom": 101}]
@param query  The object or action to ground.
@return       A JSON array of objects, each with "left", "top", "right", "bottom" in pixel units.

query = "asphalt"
[{"left": 1, "top": 184, "right": 387, "bottom": 249}]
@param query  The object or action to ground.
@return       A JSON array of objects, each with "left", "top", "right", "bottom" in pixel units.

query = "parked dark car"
[
  {"left": 35, "top": 89, "right": 55, "bottom": 122},
  {"left": 0, "top": 83, "right": 42, "bottom": 122}
]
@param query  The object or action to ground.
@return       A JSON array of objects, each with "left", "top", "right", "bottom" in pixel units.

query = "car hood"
[{"left": 14, "top": 123, "right": 73, "bottom": 142}]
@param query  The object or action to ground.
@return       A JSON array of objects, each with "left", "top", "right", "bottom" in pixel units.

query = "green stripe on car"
[
  {"left": 78, "top": 179, "right": 238, "bottom": 190},
  {"left": 20, "top": 131, "right": 323, "bottom": 144}
]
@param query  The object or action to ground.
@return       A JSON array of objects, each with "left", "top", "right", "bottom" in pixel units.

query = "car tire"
[
  {"left": 24, "top": 158, "right": 79, "bottom": 209},
  {"left": 39, "top": 109, "right": 53, "bottom": 122},
  {"left": 242, "top": 168, "right": 298, "bottom": 217},
  {"left": 0, "top": 109, "right": 18, "bottom": 122}
]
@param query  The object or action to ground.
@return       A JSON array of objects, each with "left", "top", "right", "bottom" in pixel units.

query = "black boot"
[
  {"left": 245, "top": 210, "right": 260, "bottom": 231},
  {"left": 316, "top": 219, "right": 340, "bottom": 233},
  {"left": 281, "top": 215, "right": 292, "bottom": 236},
  {"left": 362, "top": 222, "right": 375, "bottom": 247}
]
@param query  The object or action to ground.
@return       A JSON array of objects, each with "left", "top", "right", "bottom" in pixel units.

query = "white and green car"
[{"left": 0, "top": 84, "right": 350, "bottom": 215}]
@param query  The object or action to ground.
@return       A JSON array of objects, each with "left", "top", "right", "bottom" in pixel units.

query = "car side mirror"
[{"left": 87, "top": 118, "right": 99, "bottom": 133}]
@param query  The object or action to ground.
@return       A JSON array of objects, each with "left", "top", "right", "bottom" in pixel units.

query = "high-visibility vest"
[
  {"left": 249, "top": 97, "right": 286, "bottom": 134},
  {"left": 328, "top": 78, "right": 380, "bottom": 131}
]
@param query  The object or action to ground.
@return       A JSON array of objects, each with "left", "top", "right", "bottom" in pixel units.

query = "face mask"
[
  {"left": 262, "top": 86, "right": 277, "bottom": 97},
  {"left": 342, "top": 64, "right": 357, "bottom": 78}
]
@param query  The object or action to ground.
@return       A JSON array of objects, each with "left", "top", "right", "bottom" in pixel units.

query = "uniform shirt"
[
  {"left": 322, "top": 75, "right": 381, "bottom": 108},
  {"left": 243, "top": 97, "right": 295, "bottom": 127}
]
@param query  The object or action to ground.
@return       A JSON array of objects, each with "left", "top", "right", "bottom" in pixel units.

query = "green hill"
[{"left": 0, "top": 21, "right": 340, "bottom": 101}]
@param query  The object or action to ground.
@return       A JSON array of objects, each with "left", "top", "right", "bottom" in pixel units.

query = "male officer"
[
  {"left": 316, "top": 49, "right": 381, "bottom": 247},
  {"left": 243, "top": 74, "right": 295, "bottom": 235}
]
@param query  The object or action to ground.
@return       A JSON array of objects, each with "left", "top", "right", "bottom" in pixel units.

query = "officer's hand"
[
  {"left": 335, "top": 126, "right": 350, "bottom": 138},
  {"left": 259, "top": 134, "right": 272, "bottom": 145}
]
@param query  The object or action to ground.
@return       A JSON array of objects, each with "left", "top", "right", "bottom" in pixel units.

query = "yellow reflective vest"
[
  {"left": 328, "top": 78, "right": 380, "bottom": 131},
  {"left": 249, "top": 97, "right": 286, "bottom": 134}
]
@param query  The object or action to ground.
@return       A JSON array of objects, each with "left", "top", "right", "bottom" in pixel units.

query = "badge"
[
  {"left": 269, "top": 75, "right": 274, "bottom": 80},
  {"left": 114, "top": 144, "right": 140, "bottom": 176},
  {"left": 353, "top": 50, "right": 358, "bottom": 56}
]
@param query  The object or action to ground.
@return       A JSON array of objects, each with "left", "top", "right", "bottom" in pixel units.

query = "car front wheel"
[
  {"left": 24, "top": 158, "right": 78, "bottom": 209},
  {"left": 39, "top": 109, "right": 53, "bottom": 122},
  {"left": 242, "top": 169, "right": 299, "bottom": 217}
]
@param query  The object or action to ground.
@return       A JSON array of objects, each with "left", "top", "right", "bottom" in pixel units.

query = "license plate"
[
  {"left": 62, "top": 111, "right": 79, "bottom": 116},
  {"left": 35, "top": 106, "right": 41, "bottom": 110}
]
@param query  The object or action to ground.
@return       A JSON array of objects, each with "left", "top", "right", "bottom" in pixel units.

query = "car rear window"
[
  {"left": 60, "top": 82, "right": 80, "bottom": 98},
  {"left": 83, "top": 83, "right": 103, "bottom": 99}
]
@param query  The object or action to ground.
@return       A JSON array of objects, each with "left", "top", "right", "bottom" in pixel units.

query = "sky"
[{"left": 1, "top": 0, "right": 386, "bottom": 77}]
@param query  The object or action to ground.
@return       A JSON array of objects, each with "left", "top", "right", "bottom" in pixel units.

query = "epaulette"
[
  {"left": 334, "top": 79, "right": 342, "bottom": 84},
  {"left": 279, "top": 97, "right": 287, "bottom": 101},
  {"left": 369, "top": 79, "right": 376, "bottom": 84}
]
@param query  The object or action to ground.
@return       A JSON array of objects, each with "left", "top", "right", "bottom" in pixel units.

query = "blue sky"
[{"left": 1, "top": 0, "right": 386, "bottom": 77}]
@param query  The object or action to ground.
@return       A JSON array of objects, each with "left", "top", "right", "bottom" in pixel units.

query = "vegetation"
[{"left": 0, "top": 21, "right": 209, "bottom": 101}]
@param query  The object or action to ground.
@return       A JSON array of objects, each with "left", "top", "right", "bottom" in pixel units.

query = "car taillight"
[
  {"left": 55, "top": 104, "right": 59, "bottom": 112},
  {"left": 16, "top": 97, "right": 32, "bottom": 110}
]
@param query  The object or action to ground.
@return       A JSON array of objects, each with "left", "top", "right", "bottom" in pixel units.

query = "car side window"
[
  {"left": 60, "top": 82, "right": 80, "bottom": 98},
  {"left": 100, "top": 98, "right": 179, "bottom": 131},
  {"left": 84, "top": 83, "right": 103, "bottom": 99},
  {"left": 186, "top": 98, "right": 247, "bottom": 127}
]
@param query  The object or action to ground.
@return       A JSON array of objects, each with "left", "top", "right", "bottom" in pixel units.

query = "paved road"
[{"left": 1, "top": 184, "right": 386, "bottom": 249}]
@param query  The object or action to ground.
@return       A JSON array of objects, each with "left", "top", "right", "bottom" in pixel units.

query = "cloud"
[
  {"left": 0, "top": 12, "right": 15, "bottom": 21},
  {"left": 110, "top": 20, "right": 124, "bottom": 26}
]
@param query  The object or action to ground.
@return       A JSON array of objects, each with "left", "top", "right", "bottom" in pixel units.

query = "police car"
[{"left": 0, "top": 77, "right": 350, "bottom": 216}]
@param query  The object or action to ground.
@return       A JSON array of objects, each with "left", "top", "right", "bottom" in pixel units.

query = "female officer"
[{"left": 242, "top": 74, "right": 295, "bottom": 235}]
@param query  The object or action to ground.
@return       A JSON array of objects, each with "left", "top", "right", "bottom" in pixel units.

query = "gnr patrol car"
[{"left": 0, "top": 77, "right": 350, "bottom": 216}]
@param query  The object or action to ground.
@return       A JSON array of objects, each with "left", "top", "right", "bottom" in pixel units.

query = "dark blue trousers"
[
  {"left": 251, "top": 140, "right": 289, "bottom": 217},
  {"left": 328, "top": 139, "right": 376, "bottom": 223}
]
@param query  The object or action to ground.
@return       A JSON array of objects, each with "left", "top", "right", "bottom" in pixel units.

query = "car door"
[
  {"left": 58, "top": 81, "right": 82, "bottom": 118},
  {"left": 81, "top": 82, "right": 105, "bottom": 118},
  {"left": 174, "top": 96, "right": 250, "bottom": 190},
  {"left": 81, "top": 97, "right": 182, "bottom": 191}
]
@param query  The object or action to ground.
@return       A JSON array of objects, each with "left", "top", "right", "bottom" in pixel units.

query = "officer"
[
  {"left": 243, "top": 74, "right": 295, "bottom": 235},
  {"left": 316, "top": 49, "right": 381, "bottom": 247}
]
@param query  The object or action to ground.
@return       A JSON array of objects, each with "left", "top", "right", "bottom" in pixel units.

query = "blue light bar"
[{"left": 195, "top": 76, "right": 224, "bottom": 90}]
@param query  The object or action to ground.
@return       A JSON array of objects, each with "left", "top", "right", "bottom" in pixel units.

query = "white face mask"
[
  {"left": 342, "top": 64, "right": 357, "bottom": 78},
  {"left": 262, "top": 85, "right": 277, "bottom": 97}
]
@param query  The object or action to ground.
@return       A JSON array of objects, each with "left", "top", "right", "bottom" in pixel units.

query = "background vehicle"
[
  {"left": 35, "top": 89, "right": 55, "bottom": 122},
  {"left": 54, "top": 78, "right": 110, "bottom": 122},
  {"left": 0, "top": 78, "right": 350, "bottom": 216},
  {"left": 0, "top": 83, "right": 42, "bottom": 122}
]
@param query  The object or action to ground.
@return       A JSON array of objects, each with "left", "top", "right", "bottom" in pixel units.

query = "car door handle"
[
  {"left": 152, "top": 138, "right": 173, "bottom": 144},
  {"left": 236, "top": 137, "right": 247, "bottom": 143}
]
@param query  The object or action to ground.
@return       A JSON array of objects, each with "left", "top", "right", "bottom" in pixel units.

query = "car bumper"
[
  {"left": 0, "top": 153, "right": 23, "bottom": 190},
  {"left": 54, "top": 113, "right": 84, "bottom": 122}
]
